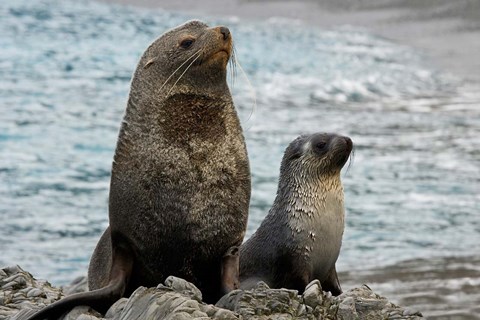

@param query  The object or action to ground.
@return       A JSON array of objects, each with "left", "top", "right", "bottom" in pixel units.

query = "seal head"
[{"left": 133, "top": 20, "right": 232, "bottom": 99}]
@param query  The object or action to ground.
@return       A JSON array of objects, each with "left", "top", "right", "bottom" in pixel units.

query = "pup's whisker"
[{"left": 344, "top": 146, "right": 355, "bottom": 176}]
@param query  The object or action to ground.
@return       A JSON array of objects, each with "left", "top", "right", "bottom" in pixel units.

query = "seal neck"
[
  {"left": 129, "top": 61, "right": 230, "bottom": 103},
  {"left": 274, "top": 172, "right": 344, "bottom": 217},
  {"left": 112, "top": 90, "right": 234, "bottom": 168}
]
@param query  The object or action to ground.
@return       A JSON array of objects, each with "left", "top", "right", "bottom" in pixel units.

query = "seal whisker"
[
  {"left": 235, "top": 57, "right": 256, "bottom": 125},
  {"left": 228, "top": 44, "right": 237, "bottom": 90},
  {"left": 344, "top": 146, "right": 355, "bottom": 176},
  {"left": 167, "top": 52, "right": 202, "bottom": 96},
  {"left": 159, "top": 49, "right": 202, "bottom": 93},
  {"left": 166, "top": 51, "right": 202, "bottom": 97}
]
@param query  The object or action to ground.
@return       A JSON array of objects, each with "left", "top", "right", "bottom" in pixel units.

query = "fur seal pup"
[
  {"left": 239, "top": 133, "right": 352, "bottom": 296},
  {"left": 27, "top": 20, "right": 250, "bottom": 319}
]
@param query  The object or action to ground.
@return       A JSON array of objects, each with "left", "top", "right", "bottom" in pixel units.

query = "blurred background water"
[{"left": 1, "top": 0, "right": 479, "bottom": 317}]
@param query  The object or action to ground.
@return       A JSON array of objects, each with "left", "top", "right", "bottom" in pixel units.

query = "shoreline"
[
  {"left": 2, "top": 265, "right": 423, "bottom": 320},
  {"left": 99, "top": 0, "right": 480, "bottom": 83},
  {"left": 3, "top": 255, "right": 478, "bottom": 318},
  {"left": 340, "top": 255, "right": 480, "bottom": 318}
]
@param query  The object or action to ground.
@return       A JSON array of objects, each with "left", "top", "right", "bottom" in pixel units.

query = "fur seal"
[
  {"left": 27, "top": 20, "right": 250, "bottom": 319},
  {"left": 239, "top": 133, "right": 352, "bottom": 296}
]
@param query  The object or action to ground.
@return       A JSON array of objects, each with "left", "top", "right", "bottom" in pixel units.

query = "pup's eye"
[
  {"left": 180, "top": 38, "right": 195, "bottom": 49},
  {"left": 315, "top": 142, "right": 327, "bottom": 150}
]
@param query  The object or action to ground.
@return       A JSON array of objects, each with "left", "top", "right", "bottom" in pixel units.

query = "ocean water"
[{"left": 1, "top": 0, "right": 479, "bottom": 291}]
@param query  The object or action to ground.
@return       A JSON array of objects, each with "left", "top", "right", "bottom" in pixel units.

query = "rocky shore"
[{"left": 1, "top": 265, "right": 422, "bottom": 320}]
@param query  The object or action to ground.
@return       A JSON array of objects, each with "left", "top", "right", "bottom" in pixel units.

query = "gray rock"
[
  {"left": 0, "top": 265, "right": 64, "bottom": 319},
  {"left": 302, "top": 280, "right": 323, "bottom": 308},
  {"left": 160, "top": 276, "right": 203, "bottom": 302},
  {"left": 332, "top": 285, "right": 424, "bottom": 319},
  {"left": 104, "top": 298, "right": 128, "bottom": 318},
  {"left": 0, "top": 266, "right": 424, "bottom": 320},
  {"left": 216, "top": 281, "right": 312, "bottom": 319},
  {"left": 110, "top": 286, "right": 238, "bottom": 320},
  {"left": 63, "top": 306, "right": 102, "bottom": 320},
  {"left": 337, "top": 296, "right": 357, "bottom": 320},
  {"left": 403, "top": 308, "right": 423, "bottom": 317}
]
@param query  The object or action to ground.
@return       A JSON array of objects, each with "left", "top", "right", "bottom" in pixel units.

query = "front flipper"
[
  {"left": 220, "top": 246, "right": 240, "bottom": 295},
  {"left": 321, "top": 265, "right": 342, "bottom": 296},
  {"left": 26, "top": 243, "right": 134, "bottom": 320}
]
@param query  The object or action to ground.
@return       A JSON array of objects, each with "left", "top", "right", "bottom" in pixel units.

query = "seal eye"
[
  {"left": 315, "top": 142, "right": 327, "bottom": 150},
  {"left": 180, "top": 38, "right": 195, "bottom": 49}
]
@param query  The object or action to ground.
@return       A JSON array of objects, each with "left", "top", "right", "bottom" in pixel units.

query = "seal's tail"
[{"left": 25, "top": 245, "right": 133, "bottom": 320}]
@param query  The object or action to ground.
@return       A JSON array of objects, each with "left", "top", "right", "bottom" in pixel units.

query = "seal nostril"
[{"left": 220, "top": 27, "right": 230, "bottom": 40}]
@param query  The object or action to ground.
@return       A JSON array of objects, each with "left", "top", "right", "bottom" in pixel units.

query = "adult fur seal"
[
  {"left": 239, "top": 133, "right": 352, "bottom": 296},
  {"left": 27, "top": 20, "right": 250, "bottom": 319}
]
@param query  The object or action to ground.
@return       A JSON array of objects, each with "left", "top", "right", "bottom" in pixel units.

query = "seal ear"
[{"left": 143, "top": 58, "right": 156, "bottom": 69}]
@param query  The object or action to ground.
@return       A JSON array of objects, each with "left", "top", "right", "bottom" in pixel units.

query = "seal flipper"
[
  {"left": 220, "top": 246, "right": 240, "bottom": 295},
  {"left": 26, "top": 244, "right": 133, "bottom": 320},
  {"left": 321, "top": 265, "right": 342, "bottom": 296}
]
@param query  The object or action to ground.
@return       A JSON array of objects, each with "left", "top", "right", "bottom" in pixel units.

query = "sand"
[{"left": 99, "top": 0, "right": 480, "bottom": 83}]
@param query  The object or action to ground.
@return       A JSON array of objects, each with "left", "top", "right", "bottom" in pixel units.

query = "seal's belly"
[
  {"left": 126, "top": 165, "right": 246, "bottom": 280},
  {"left": 293, "top": 192, "right": 344, "bottom": 281}
]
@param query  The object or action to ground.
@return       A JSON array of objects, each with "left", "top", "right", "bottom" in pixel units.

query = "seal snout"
[
  {"left": 201, "top": 26, "right": 232, "bottom": 64},
  {"left": 219, "top": 26, "right": 231, "bottom": 40},
  {"left": 333, "top": 135, "right": 353, "bottom": 168},
  {"left": 344, "top": 136, "right": 353, "bottom": 153}
]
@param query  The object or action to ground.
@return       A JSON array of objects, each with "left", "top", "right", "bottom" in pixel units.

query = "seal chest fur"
[
  {"left": 27, "top": 20, "right": 250, "bottom": 320},
  {"left": 239, "top": 133, "right": 352, "bottom": 295}
]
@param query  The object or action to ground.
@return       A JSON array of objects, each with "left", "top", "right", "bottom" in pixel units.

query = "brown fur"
[{"left": 27, "top": 20, "right": 250, "bottom": 320}]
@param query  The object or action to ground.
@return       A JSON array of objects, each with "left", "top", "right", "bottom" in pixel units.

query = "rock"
[
  {"left": 160, "top": 276, "right": 203, "bottom": 302},
  {"left": 302, "top": 280, "right": 323, "bottom": 308},
  {"left": 216, "top": 281, "right": 322, "bottom": 319},
  {"left": 0, "top": 265, "right": 424, "bottom": 320},
  {"left": 0, "top": 265, "right": 63, "bottom": 319},
  {"left": 332, "top": 285, "right": 424, "bottom": 319},
  {"left": 104, "top": 298, "right": 128, "bottom": 318},
  {"left": 337, "top": 296, "right": 358, "bottom": 319},
  {"left": 403, "top": 308, "right": 424, "bottom": 317},
  {"left": 63, "top": 306, "right": 102, "bottom": 320}
]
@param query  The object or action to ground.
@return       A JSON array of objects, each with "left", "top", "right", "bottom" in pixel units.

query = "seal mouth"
[
  {"left": 195, "top": 26, "right": 233, "bottom": 66},
  {"left": 215, "top": 49, "right": 231, "bottom": 58},
  {"left": 338, "top": 153, "right": 351, "bottom": 167},
  {"left": 205, "top": 36, "right": 233, "bottom": 64},
  {"left": 210, "top": 45, "right": 232, "bottom": 61}
]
